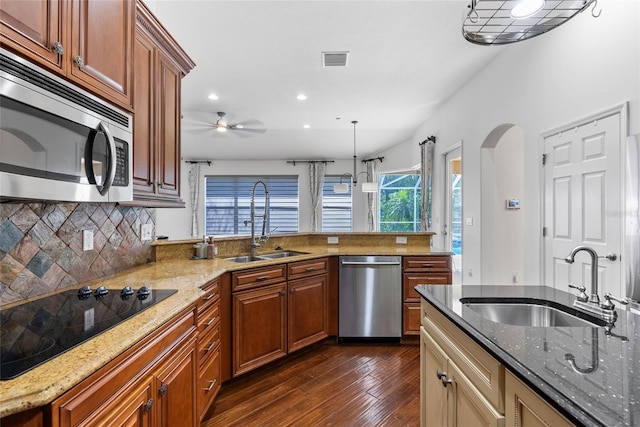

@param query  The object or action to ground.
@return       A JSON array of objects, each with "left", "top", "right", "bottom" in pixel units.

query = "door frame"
[
  {"left": 443, "top": 142, "right": 463, "bottom": 284},
  {"left": 539, "top": 102, "right": 628, "bottom": 294}
]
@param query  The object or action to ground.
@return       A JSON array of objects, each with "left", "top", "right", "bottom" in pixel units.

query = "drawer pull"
[
  {"left": 204, "top": 293, "right": 217, "bottom": 300},
  {"left": 305, "top": 267, "right": 316, "bottom": 271},
  {"left": 204, "top": 379, "right": 217, "bottom": 392},
  {"left": 256, "top": 275, "right": 270, "bottom": 281},
  {"left": 206, "top": 316, "right": 217, "bottom": 326},
  {"left": 205, "top": 340, "right": 218, "bottom": 353},
  {"left": 436, "top": 370, "right": 452, "bottom": 387},
  {"left": 144, "top": 398, "right": 154, "bottom": 411},
  {"left": 422, "top": 264, "right": 434, "bottom": 267}
]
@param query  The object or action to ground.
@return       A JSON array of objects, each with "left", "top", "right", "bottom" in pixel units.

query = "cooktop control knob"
[
  {"left": 78, "top": 285, "right": 92, "bottom": 300},
  {"left": 94, "top": 286, "right": 109, "bottom": 299},
  {"left": 121, "top": 286, "right": 134, "bottom": 299},
  {"left": 137, "top": 286, "right": 151, "bottom": 300}
]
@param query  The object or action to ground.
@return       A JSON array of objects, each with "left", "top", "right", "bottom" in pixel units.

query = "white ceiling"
[{"left": 149, "top": 0, "right": 505, "bottom": 161}]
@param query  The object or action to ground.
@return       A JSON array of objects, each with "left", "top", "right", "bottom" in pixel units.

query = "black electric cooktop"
[{"left": 0, "top": 286, "right": 177, "bottom": 380}]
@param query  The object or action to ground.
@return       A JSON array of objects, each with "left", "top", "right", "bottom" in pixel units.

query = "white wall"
[
  {"left": 156, "top": 159, "right": 374, "bottom": 240},
  {"left": 371, "top": 0, "right": 640, "bottom": 285}
]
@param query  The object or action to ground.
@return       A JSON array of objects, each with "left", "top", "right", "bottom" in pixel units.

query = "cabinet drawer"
[
  {"left": 403, "top": 273, "right": 450, "bottom": 301},
  {"left": 197, "top": 279, "right": 220, "bottom": 315},
  {"left": 198, "top": 347, "right": 221, "bottom": 419},
  {"left": 403, "top": 303, "right": 421, "bottom": 335},
  {"left": 422, "top": 300, "right": 504, "bottom": 412},
  {"left": 288, "top": 258, "right": 328, "bottom": 280},
  {"left": 232, "top": 265, "right": 287, "bottom": 291},
  {"left": 403, "top": 256, "right": 451, "bottom": 272},
  {"left": 198, "top": 321, "right": 221, "bottom": 368},
  {"left": 197, "top": 302, "right": 220, "bottom": 334}
]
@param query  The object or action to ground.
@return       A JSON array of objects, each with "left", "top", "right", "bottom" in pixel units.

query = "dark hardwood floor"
[{"left": 201, "top": 341, "right": 421, "bottom": 427}]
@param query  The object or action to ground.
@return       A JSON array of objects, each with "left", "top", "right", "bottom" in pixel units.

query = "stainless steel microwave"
[{"left": 0, "top": 49, "right": 133, "bottom": 203}]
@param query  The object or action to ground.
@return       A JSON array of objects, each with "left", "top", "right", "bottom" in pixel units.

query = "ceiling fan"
[{"left": 183, "top": 111, "right": 266, "bottom": 138}]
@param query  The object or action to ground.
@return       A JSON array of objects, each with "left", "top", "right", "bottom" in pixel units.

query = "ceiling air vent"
[{"left": 322, "top": 51, "right": 349, "bottom": 67}]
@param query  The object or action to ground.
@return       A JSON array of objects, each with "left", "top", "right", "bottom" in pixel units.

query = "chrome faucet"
[
  {"left": 565, "top": 246, "right": 600, "bottom": 304},
  {"left": 244, "top": 180, "right": 269, "bottom": 255}
]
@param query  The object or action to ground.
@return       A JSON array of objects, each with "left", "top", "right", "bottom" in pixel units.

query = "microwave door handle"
[{"left": 95, "top": 121, "right": 116, "bottom": 196}]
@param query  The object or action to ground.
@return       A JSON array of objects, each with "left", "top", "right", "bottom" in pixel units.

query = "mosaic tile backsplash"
[{"left": 0, "top": 203, "right": 155, "bottom": 306}]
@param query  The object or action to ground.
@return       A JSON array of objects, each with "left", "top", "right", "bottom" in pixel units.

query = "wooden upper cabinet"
[
  {"left": 69, "top": 0, "right": 134, "bottom": 110},
  {"left": 130, "top": 0, "right": 194, "bottom": 207},
  {"left": 0, "top": 0, "right": 134, "bottom": 111},
  {"left": 0, "top": 0, "right": 65, "bottom": 70}
]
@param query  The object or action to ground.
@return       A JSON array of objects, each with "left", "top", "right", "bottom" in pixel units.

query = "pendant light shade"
[{"left": 332, "top": 120, "right": 379, "bottom": 193}]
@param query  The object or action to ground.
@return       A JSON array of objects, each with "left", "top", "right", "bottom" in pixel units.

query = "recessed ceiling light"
[
  {"left": 297, "top": 94, "right": 307, "bottom": 101},
  {"left": 208, "top": 93, "right": 219, "bottom": 100},
  {"left": 510, "top": 0, "right": 545, "bottom": 19},
  {"left": 303, "top": 124, "right": 310, "bottom": 129}
]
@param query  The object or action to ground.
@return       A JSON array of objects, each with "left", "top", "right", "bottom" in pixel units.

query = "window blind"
[
  {"left": 322, "top": 176, "right": 352, "bottom": 232},
  {"left": 205, "top": 176, "right": 299, "bottom": 235}
]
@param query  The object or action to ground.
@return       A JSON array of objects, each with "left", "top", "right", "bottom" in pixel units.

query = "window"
[
  {"left": 322, "top": 176, "right": 352, "bottom": 232},
  {"left": 378, "top": 173, "right": 422, "bottom": 232},
  {"left": 204, "top": 176, "right": 299, "bottom": 235}
]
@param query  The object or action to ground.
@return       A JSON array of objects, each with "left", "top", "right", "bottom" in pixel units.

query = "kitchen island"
[
  {"left": 0, "top": 232, "right": 447, "bottom": 424},
  {"left": 416, "top": 284, "right": 639, "bottom": 427}
]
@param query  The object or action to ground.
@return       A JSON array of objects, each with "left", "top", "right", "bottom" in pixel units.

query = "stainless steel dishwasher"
[{"left": 338, "top": 256, "right": 402, "bottom": 343}]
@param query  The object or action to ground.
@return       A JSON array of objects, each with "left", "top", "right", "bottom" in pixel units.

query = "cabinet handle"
[
  {"left": 159, "top": 384, "right": 167, "bottom": 396},
  {"left": 206, "top": 316, "right": 217, "bottom": 326},
  {"left": 279, "top": 291, "right": 285, "bottom": 296},
  {"left": 256, "top": 275, "right": 270, "bottom": 281},
  {"left": 290, "top": 288, "right": 295, "bottom": 294},
  {"left": 204, "top": 292, "right": 217, "bottom": 300},
  {"left": 305, "top": 267, "right": 316, "bottom": 271},
  {"left": 436, "top": 369, "right": 452, "bottom": 388},
  {"left": 204, "top": 380, "right": 217, "bottom": 392},
  {"left": 52, "top": 41, "right": 64, "bottom": 55},
  {"left": 205, "top": 340, "right": 218, "bottom": 353},
  {"left": 74, "top": 55, "right": 84, "bottom": 69},
  {"left": 422, "top": 264, "right": 434, "bottom": 268},
  {"left": 144, "top": 398, "right": 154, "bottom": 411}
]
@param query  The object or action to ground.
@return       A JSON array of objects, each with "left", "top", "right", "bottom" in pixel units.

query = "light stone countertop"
[{"left": 0, "top": 244, "right": 450, "bottom": 418}]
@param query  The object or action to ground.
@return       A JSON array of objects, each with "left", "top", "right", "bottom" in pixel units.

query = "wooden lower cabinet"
[
  {"left": 288, "top": 274, "right": 328, "bottom": 353},
  {"left": 505, "top": 372, "right": 574, "bottom": 427},
  {"left": 233, "top": 282, "right": 287, "bottom": 376},
  {"left": 94, "top": 376, "right": 154, "bottom": 427}
]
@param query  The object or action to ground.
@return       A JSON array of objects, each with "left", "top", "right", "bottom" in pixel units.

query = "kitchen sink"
[
  {"left": 224, "top": 251, "right": 309, "bottom": 263},
  {"left": 460, "top": 298, "right": 606, "bottom": 328}
]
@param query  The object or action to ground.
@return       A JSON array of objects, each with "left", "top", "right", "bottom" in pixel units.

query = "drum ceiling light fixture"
[{"left": 463, "top": 0, "right": 600, "bottom": 45}]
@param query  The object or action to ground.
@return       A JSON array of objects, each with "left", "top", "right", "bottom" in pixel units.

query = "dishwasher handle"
[{"left": 340, "top": 261, "right": 401, "bottom": 266}]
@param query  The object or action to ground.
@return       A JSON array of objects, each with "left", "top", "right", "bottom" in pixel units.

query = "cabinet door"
[
  {"left": 155, "top": 338, "right": 197, "bottom": 427},
  {"left": 448, "top": 361, "right": 505, "bottom": 427},
  {"left": 420, "top": 328, "right": 448, "bottom": 427},
  {"left": 288, "top": 274, "right": 328, "bottom": 353},
  {"left": 0, "top": 0, "right": 65, "bottom": 70},
  {"left": 233, "top": 283, "right": 287, "bottom": 376},
  {"left": 155, "top": 49, "right": 181, "bottom": 199},
  {"left": 69, "top": 0, "right": 133, "bottom": 109},
  {"left": 132, "top": 27, "right": 156, "bottom": 196},
  {"left": 403, "top": 303, "right": 422, "bottom": 335},
  {"left": 85, "top": 376, "right": 154, "bottom": 427}
]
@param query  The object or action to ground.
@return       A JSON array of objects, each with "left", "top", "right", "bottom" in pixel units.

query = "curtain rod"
[
  {"left": 286, "top": 160, "right": 335, "bottom": 166},
  {"left": 185, "top": 160, "right": 212, "bottom": 165},
  {"left": 418, "top": 136, "right": 436, "bottom": 146},
  {"left": 361, "top": 156, "right": 384, "bottom": 163}
]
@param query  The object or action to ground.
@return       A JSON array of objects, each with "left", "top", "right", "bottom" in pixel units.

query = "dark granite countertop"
[{"left": 415, "top": 284, "right": 640, "bottom": 427}]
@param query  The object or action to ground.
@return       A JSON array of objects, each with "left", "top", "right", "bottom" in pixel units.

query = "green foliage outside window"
[{"left": 379, "top": 174, "right": 422, "bottom": 232}]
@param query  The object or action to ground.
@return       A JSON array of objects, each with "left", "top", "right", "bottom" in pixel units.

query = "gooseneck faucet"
[
  {"left": 565, "top": 246, "right": 600, "bottom": 304},
  {"left": 244, "top": 180, "right": 269, "bottom": 255}
]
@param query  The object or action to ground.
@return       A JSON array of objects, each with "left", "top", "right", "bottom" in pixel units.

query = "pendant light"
[{"left": 333, "top": 121, "right": 378, "bottom": 194}]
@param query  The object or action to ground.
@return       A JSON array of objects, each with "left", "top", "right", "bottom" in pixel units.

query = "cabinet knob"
[
  {"left": 279, "top": 291, "right": 285, "bottom": 296},
  {"left": 74, "top": 55, "right": 84, "bottom": 69},
  {"left": 436, "top": 369, "right": 452, "bottom": 387},
  {"left": 52, "top": 41, "right": 64, "bottom": 55},
  {"left": 144, "top": 398, "right": 154, "bottom": 411},
  {"left": 159, "top": 384, "right": 167, "bottom": 396}
]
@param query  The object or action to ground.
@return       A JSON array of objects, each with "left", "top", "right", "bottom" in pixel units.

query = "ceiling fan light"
[
  {"left": 216, "top": 124, "right": 227, "bottom": 132},
  {"left": 510, "top": 0, "right": 545, "bottom": 19},
  {"left": 333, "top": 183, "right": 349, "bottom": 194},
  {"left": 361, "top": 182, "right": 378, "bottom": 193}
]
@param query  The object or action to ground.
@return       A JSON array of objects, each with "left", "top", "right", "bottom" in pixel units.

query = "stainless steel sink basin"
[
  {"left": 257, "top": 251, "right": 308, "bottom": 259},
  {"left": 224, "top": 255, "right": 265, "bottom": 263},
  {"left": 460, "top": 298, "right": 605, "bottom": 327},
  {"left": 224, "top": 251, "right": 309, "bottom": 263}
]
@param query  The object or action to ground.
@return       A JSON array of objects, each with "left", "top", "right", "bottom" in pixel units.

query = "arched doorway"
[{"left": 481, "top": 124, "right": 525, "bottom": 285}]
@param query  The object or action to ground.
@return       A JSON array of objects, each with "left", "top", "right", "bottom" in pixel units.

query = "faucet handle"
[
  {"left": 568, "top": 283, "right": 588, "bottom": 302},
  {"left": 601, "top": 293, "right": 629, "bottom": 310}
]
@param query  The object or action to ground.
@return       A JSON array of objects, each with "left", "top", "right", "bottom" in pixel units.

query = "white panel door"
[{"left": 543, "top": 112, "right": 622, "bottom": 297}]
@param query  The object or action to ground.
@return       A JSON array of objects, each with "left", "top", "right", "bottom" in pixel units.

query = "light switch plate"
[
  {"left": 141, "top": 224, "right": 153, "bottom": 241},
  {"left": 327, "top": 236, "right": 339, "bottom": 244},
  {"left": 465, "top": 217, "right": 473, "bottom": 226},
  {"left": 82, "top": 230, "right": 94, "bottom": 251},
  {"left": 396, "top": 236, "right": 407, "bottom": 244}
]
